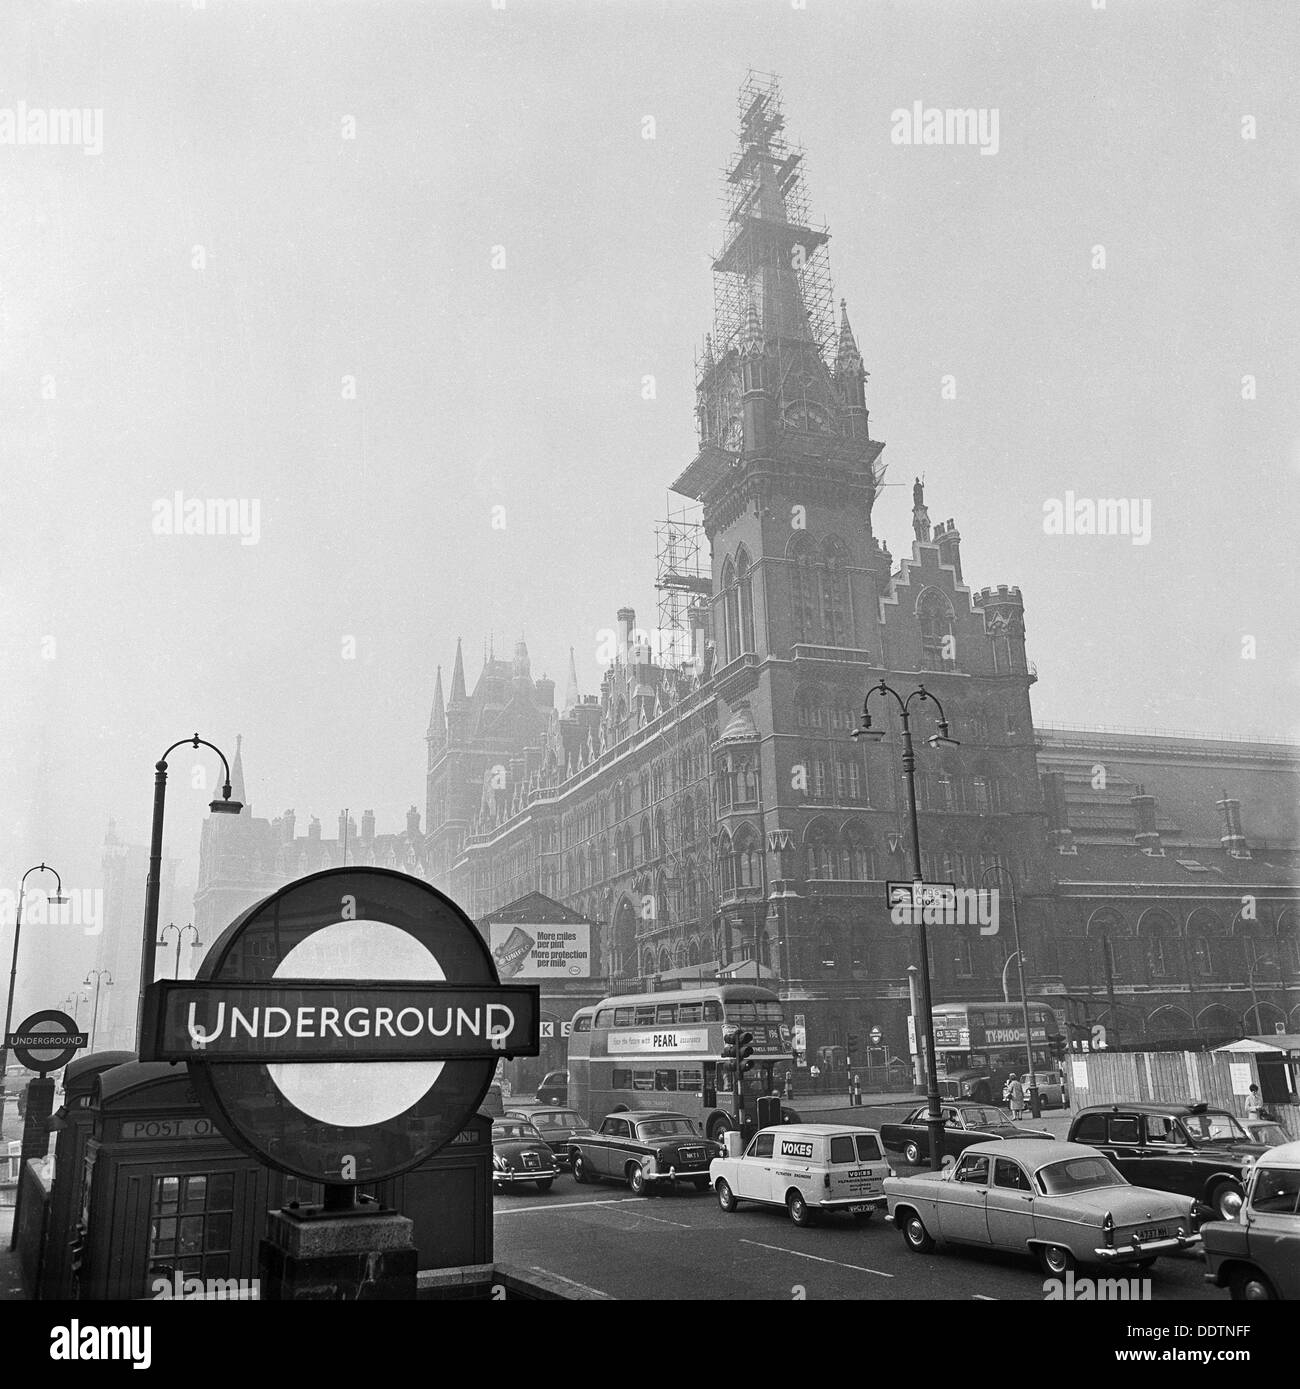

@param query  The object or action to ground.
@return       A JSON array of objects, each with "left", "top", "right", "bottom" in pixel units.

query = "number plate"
[
  {"left": 848, "top": 1203, "right": 873, "bottom": 1214},
  {"left": 1133, "top": 1226, "right": 1166, "bottom": 1242}
]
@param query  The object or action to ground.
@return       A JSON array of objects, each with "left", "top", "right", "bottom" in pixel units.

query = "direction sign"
[
  {"left": 7, "top": 1009, "right": 87, "bottom": 1075},
  {"left": 887, "top": 880, "right": 958, "bottom": 925},
  {"left": 140, "top": 866, "right": 540, "bottom": 1185}
]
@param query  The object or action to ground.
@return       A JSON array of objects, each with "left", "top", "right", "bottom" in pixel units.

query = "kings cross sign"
[{"left": 140, "top": 867, "right": 539, "bottom": 1185}]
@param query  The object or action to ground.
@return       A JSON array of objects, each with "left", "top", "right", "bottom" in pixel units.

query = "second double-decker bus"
[
  {"left": 930, "top": 1001, "right": 1065, "bottom": 1103},
  {"left": 567, "top": 984, "right": 794, "bottom": 1141}
]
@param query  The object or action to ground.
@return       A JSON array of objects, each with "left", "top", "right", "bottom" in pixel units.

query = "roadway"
[{"left": 493, "top": 1101, "right": 1223, "bottom": 1301}]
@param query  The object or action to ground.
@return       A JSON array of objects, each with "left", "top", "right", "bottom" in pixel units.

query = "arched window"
[
  {"left": 917, "top": 588, "right": 956, "bottom": 671},
  {"left": 805, "top": 821, "right": 835, "bottom": 879},
  {"left": 640, "top": 817, "right": 652, "bottom": 863},
  {"left": 718, "top": 830, "right": 735, "bottom": 894},
  {"left": 721, "top": 558, "right": 740, "bottom": 665},
  {"left": 794, "top": 685, "right": 826, "bottom": 730},
  {"left": 789, "top": 534, "right": 818, "bottom": 644},
  {"left": 1139, "top": 909, "right": 1179, "bottom": 981},
  {"left": 736, "top": 548, "right": 756, "bottom": 655},
  {"left": 734, "top": 828, "right": 761, "bottom": 889},
  {"left": 820, "top": 537, "right": 849, "bottom": 646},
  {"left": 818, "top": 931, "right": 838, "bottom": 970}
]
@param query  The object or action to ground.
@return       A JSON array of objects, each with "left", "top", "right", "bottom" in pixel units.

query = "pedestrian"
[
  {"left": 784, "top": 1070, "right": 794, "bottom": 1101},
  {"left": 809, "top": 1063, "right": 821, "bottom": 1091},
  {"left": 1245, "top": 1084, "right": 1265, "bottom": 1121},
  {"left": 1007, "top": 1076, "right": 1025, "bottom": 1120}
]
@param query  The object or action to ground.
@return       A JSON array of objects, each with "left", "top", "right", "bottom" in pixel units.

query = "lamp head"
[
  {"left": 48, "top": 893, "right": 69, "bottom": 906},
  {"left": 209, "top": 785, "right": 243, "bottom": 815},
  {"left": 851, "top": 710, "right": 886, "bottom": 742}
]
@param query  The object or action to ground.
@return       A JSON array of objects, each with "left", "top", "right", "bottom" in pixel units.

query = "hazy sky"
[{"left": 3, "top": 0, "right": 1298, "bottom": 1007}]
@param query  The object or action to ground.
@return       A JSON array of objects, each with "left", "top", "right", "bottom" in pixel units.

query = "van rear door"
[{"left": 827, "top": 1132, "right": 889, "bottom": 1207}]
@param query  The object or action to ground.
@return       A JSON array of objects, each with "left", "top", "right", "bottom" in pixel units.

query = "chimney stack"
[
  {"left": 1130, "top": 785, "right": 1163, "bottom": 855},
  {"left": 1216, "top": 790, "right": 1251, "bottom": 858}
]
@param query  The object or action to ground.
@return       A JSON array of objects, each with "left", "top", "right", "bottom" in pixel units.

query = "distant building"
[{"left": 91, "top": 822, "right": 179, "bottom": 1052}]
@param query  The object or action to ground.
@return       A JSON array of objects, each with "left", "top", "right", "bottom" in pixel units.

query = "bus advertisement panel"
[{"left": 930, "top": 1001, "right": 1063, "bottom": 1103}]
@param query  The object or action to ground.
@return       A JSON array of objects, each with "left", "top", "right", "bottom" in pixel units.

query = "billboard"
[{"left": 490, "top": 922, "right": 591, "bottom": 979}]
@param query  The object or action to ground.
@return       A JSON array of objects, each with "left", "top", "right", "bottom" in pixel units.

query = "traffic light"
[{"left": 736, "top": 1029, "right": 755, "bottom": 1074}]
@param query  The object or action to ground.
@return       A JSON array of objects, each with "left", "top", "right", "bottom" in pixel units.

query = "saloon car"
[
  {"left": 711, "top": 1124, "right": 894, "bottom": 1226},
  {"left": 491, "top": 1119, "right": 562, "bottom": 1192},
  {"left": 880, "top": 1102, "right": 1052, "bottom": 1165},
  {"left": 1244, "top": 1118, "right": 1292, "bottom": 1149},
  {"left": 885, "top": 1139, "right": 1201, "bottom": 1275},
  {"left": 535, "top": 1070, "right": 568, "bottom": 1106},
  {"left": 1202, "top": 1140, "right": 1300, "bottom": 1301},
  {"left": 1067, "top": 1102, "right": 1270, "bottom": 1222},
  {"left": 1021, "top": 1071, "right": 1069, "bottom": 1110},
  {"left": 504, "top": 1107, "right": 594, "bottom": 1168},
  {"left": 568, "top": 1111, "right": 723, "bottom": 1194}
]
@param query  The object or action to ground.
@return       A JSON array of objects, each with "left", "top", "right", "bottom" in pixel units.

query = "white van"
[{"left": 709, "top": 1123, "right": 894, "bottom": 1226}]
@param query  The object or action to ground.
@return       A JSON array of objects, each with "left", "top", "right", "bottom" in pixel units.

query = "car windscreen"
[
  {"left": 532, "top": 1113, "right": 580, "bottom": 1129},
  {"left": 1183, "top": 1112, "right": 1249, "bottom": 1143},
  {"left": 960, "top": 1108, "right": 1003, "bottom": 1128},
  {"left": 1251, "top": 1166, "right": 1300, "bottom": 1215},
  {"left": 1036, "top": 1156, "right": 1127, "bottom": 1196},
  {"left": 636, "top": 1119, "right": 697, "bottom": 1138}
]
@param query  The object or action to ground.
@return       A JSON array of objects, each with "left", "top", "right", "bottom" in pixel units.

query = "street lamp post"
[
  {"left": 1000, "top": 951, "right": 1022, "bottom": 1004},
  {"left": 980, "top": 863, "right": 1040, "bottom": 1119},
  {"left": 138, "top": 735, "right": 241, "bottom": 1047},
  {"left": 84, "top": 970, "right": 113, "bottom": 1051},
  {"left": 158, "top": 923, "right": 202, "bottom": 980},
  {"left": 852, "top": 680, "right": 958, "bottom": 1171},
  {"left": 0, "top": 863, "right": 69, "bottom": 1139}
]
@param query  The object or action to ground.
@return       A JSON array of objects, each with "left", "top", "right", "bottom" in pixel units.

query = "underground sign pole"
[
  {"left": 6, "top": 1009, "right": 87, "bottom": 1248},
  {"left": 140, "top": 867, "right": 539, "bottom": 1300}
]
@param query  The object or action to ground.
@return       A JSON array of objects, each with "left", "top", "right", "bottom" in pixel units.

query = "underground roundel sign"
[{"left": 139, "top": 867, "right": 539, "bottom": 1184}]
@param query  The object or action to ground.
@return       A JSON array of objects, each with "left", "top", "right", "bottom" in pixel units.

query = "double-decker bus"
[
  {"left": 566, "top": 985, "right": 794, "bottom": 1141},
  {"left": 930, "top": 1001, "right": 1065, "bottom": 1103}
]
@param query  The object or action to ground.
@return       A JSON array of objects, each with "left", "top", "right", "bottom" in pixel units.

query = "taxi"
[{"left": 710, "top": 1123, "right": 893, "bottom": 1226}]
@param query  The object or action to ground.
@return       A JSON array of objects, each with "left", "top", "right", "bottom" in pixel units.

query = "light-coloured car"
[
  {"left": 885, "top": 1139, "right": 1201, "bottom": 1276},
  {"left": 1021, "top": 1071, "right": 1068, "bottom": 1109},
  {"left": 1202, "top": 1140, "right": 1300, "bottom": 1300},
  {"left": 711, "top": 1124, "right": 893, "bottom": 1226}
]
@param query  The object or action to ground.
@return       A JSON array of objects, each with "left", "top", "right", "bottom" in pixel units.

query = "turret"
[
  {"left": 834, "top": 299, "right": 869, "bottom": 436},
  {"left": 932, "top": 518, "right": 963, "bottom": 583},
  {"left": 973, "top": 585, "right": 1028, "bottom": 677}
]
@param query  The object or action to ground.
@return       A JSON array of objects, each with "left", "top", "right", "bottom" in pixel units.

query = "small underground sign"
[{"left": 140, "top": 867, "right": 539, "bottom": 1184}]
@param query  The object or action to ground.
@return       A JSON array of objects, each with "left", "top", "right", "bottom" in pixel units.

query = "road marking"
[
  {"left": 738, "top": 1238, "right": 894, "bottom": 1278},
  {"left": 495, "top": 1197, "right": 637, "bottom": 1214},
  {"left": 972, "top": 1294, "right": 997, "bottom": 1300},
  {"left": 621, "top": 1209, "right": 693, "bottom": 1229},
  {"left": 515, "top": 1265, "right": 615, "bottom": 1300}
]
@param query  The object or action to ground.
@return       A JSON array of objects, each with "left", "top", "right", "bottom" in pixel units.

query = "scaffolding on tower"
[
  {"left": 654, "top": 505, "right": 710, "bottom": 669},
  {"left": 708, "top": 70, "right": 836, "bottom": 365}
]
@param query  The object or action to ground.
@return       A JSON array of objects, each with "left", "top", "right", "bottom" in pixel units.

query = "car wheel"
[
  {"left": 571, "top": 1153, "right": 591, "bottom": 1185},
  {"left": 535, "top": 1179, "right": 553, "bottom": 1193},
  {"left": 1038, "top": 1244, "right": 1075, "bottom": 1277},
  {"left": 628, "top": 1163, "right": 653, "bottom": 1196},
  {"left": 1229, "top": 1268, "right": 1276, "bottom": 1301},
  {"left": 903, "top": 1140, "right": 922, "bottom": 1166},
  {"left": 707, "top": 1115, "right": 730, "bottom": 1143},
  {"left": 901, "top": 1212, "right": 935, "bottom": 1253},
  {"left": 787, "top": 1190, "right": 814, "bottom": 1227},
  {"left": 1210, "top": 1182, "right": 1244, "bottom": 1223},
  {"left": 716, "top": 1179, "right": 737, "bottom": 1213}
]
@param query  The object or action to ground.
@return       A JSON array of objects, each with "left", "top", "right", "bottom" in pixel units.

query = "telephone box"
[
  {"left": 75, "top": 1061, "right": 274, "bottom": 1300},
  {"left": 41, "top": 1050, "right": 134, "bottom": 1299}
]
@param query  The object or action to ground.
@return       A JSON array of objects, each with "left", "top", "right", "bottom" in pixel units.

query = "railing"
[
  {"left": 791, "top": 645, "right": 877, "bottom": 665},
  {"left": 1036, "top": 721, "right": 1299, "bottom": 749}
]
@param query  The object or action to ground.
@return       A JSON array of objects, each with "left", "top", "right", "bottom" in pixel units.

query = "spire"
[
  {"left": 513, "top": 636, "right": 530, "bottom": 678},
  {"left": 912, "top": 476, "right": 932, "bottom": 544},
  {"left": 836, "top": 298, "right": 859, "bottom": 364},
  {"left": 564, "top": 647, "right": 581, "bottom": 711},
  {"left": 835, "top": 298, "right": 867, "bottom": 412},
  {"left": 450, "top": 638, "right": 467, "bottom": 704},
  {"left": 229, "top": 734, "right": 247, "bottom": 804},
  {"left": 428, "top": 666, "right": 445, "bottom": 736}
]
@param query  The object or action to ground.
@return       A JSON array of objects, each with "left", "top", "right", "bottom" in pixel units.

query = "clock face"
[{"left": 783, "top": 400, "right": 833, "bottom": 434}]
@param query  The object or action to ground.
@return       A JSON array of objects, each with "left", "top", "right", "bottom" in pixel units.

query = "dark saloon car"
[
  {"left": 1068, "top": 1102, "right": 1270, "bottom": 1223},
  {"left": 880, "top": 1102, "right": 1052, "bottom": 1166},
  {"left": 504, "top": 1107, "right": 594, "bottom": 1168},
  {"left": 491, "top": 1119, "right": 561, "bottom": 1193},
  {"left": 536, "top": 1070, "right": 568, "bottom": 1106},
  {"left": 568, "top": 1111, "right": 723, "bottom": 1195}
]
